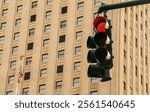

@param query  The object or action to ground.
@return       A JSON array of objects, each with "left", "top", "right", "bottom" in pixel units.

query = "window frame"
[
  {"left": 74, "top": 61, "right": 81, "bottom": 71},
  {"left": 31, "top": 1, "right": 38, "bottom": 9},
  {"left": 39, "top": 84, "right": 46, "bottom": 93},
  {"left": 2, "top": 9, "right": 8, "bottom": 17},
  {"left": 42, "top": 53, "right": 48, "bottom": 62},
  {"left": 8, "top": 75, "right": 15, "bottom": 84},
  {"left": 73, "top": 77, "right": 80, "bottom": 87},
  {"left": 40, "top": 68, "right": 47, "bottom": 77},
  {"left": 56, "top": 81, "right": 62, "bottom": 90},
  {"left": 58, "top": 50, "right": 65, "bottom": 58},
  {"left": 60, "top": 20, "right": 67, "bottom": 28}
]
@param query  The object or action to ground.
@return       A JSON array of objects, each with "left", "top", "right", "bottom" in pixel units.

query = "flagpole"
[
  {"left": 15, "top": 55, "right": 24, "bottom": 95},
  {"left": 15, "top": 82, "right": 19, "bottom": 95}
]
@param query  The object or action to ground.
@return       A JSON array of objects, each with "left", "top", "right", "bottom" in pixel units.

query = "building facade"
[{"left": 0, "top": 0, "right": 150, "bottom": 95}]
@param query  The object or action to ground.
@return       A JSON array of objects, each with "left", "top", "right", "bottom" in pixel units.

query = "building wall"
[{"left": 0, "top": 0, "right": 150, "bottom": 95}]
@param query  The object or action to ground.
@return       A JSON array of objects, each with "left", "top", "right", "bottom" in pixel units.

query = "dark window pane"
[
  {"left": 59, "top": 35, "right": 65, "bottom": 43},
  {"left": 27, "top": 42, "right": 33, "bottom": 50},
  {"left": 24, "top": 72, "right": 30, "bottom": 80},
  {"left": 61, "top": 6, "right": 67, "bottom": 14},
  {"left": 30, "top": 15, "right": 36, "bottom": 22},
  {"left": 57, "top": 65, "right": 63, "bottom": 73}
]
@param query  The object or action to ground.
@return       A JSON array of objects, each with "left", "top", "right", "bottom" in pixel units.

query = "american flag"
[{"left": 17, "top": 66, "right": 23, "bottom": 83}]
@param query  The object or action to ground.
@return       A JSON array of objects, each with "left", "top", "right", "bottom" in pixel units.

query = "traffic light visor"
[
  {"left": 87, "top": 65, "right": 104, "bottom": 78},
  {"left": 95, "top": 48, "right": 111, "bottom": 62},
  {"left": 87, "top": 50, "right": 96, "bottom": 63},
  {"left": 87, "top": 36, "right": 96, "bottom": 48},
  {"left": 94, "top": 32, "right": 110, "bottom": 48},
  {"left": 93, "top": 16, "right": 106, "bottom": 29}
]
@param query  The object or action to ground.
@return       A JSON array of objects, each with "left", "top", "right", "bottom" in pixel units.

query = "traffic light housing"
[{"left": 87, "top": 16, "right": 113, "bottom": 82}]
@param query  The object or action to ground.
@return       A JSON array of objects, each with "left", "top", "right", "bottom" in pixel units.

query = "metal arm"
[{"left": 99, "top": 0, "right": 150, "bottom": 13}]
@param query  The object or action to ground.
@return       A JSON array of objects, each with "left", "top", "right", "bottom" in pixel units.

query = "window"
[
  {"left": 3, "top": 0, "right": 8, "bottom": 3},
  {"left": 42, "top": 53, "right": 48, "bottom": 62},
  {"left": 124, "top": 49, "right": 126, "bottom": 58},
  {"left": 39, "top": 84, "right": 46, "bottom": 93},
  {"left": 145, "top": 56, "right": 148, "bottom": 66},
  {"left": 141, "top": 75, "right": 143, "bottom": 85},
  {"left": 22, "top": 87, "right": 29, "bottom": 95},
  {"left": 145, "top": 21, "right": 147, "bottom": 28},
  {"left": 6, "top": 91, "right": 13, "bottom": 95},
  {"left": 77, "top": 2, "right": 84, "bottom": 10},
  {"left": 123, "top": 65, "right": 126, "bottom": 74},
  {"left": 145, "top": 9, "right": 147, "bottom": 15},
  {"left": 27, "top": 42, "right": 34, "bottom": 50},
  {"left": 24, "top": 72, "right": 30, "bottom": 80},
  {"left": 47, "top": 0, "right": 52, "bottom": 4},
  {"left": 76, "top": 31, "right": 82, "bottom": 40},
  {"left": 30, "top": 15, "right": 36, "bottom": 22},
  {"left": 130, "top": 87, "right": 133, "bottom": 95},
  {"left": 56, "top": 81, "right": 62, "bottom": 90},
  {"left": 90, "top": 91, "right": 98, "bottom": 95},
  {"left": 91, "top": 78, "right": 98, "bottom": 84},
  {"left": 29, "top": 28, "right": 35, "bottom": 36},
  {"left": 10, "top": 60, "right": 16, "bottom": 69},
  {"left": 15, "top": 18, "right": 21, "bottom": 26},
  {"left": 8, "top": 75, "right": 15, "bottom": 84},
  {"left": 40, "top": 68, "right": 47, "bottom": 77},
  {"left": 74, "top": 61, "right": 81, "bottom": 71},
  {"left": 75, "top": 46, "right": 81, "bottom": 55},
  {"left": 73, "top": 93, "right": 79, "bottom": 95},
  {"left": 60, "top": 20, "right": 67, "bottom": 28},
  {"left": 135, "top": 66, "right": 138, "bottom": 76},
  {"left": 14, "top": 32, "right": 20, "bottom": 40},
  {"left": 141, "top": 11, "right": 143, "bottom": 17},
  {"left": 124, "top": 35, "right": 126, "bottom": 43},
  {"left": 135, "top": 38, "right": 138, "bottom": 48},
  {"left": 146, "top": 83, "right": 149, "bottom": 94},
  {"left": 140, "top": 47, "right": 143, "bottom": 57},
  {"left": 57, "top": 65, "right": 63, "bottom": 73},
  {"left": 43, "top": 39, "right": 49, "bottom": 47},
  {"left": 140, "top": 24, "right": 143, "bottom": 30},
  {"left": 136, "top": 14, "right": 138, "bottom": 21},
  {"left": 94, "top": 0, "right": 101, "bottom": 6},
  {"left": 124, "top": 20, "right": 127, "bottom": 28},
  {"left": 46, "top": 10, "right": 52, "bottom": 19},
  {"left": 12, "top": 46, "right": 18, "bottom": 54},
  {"left": 61, "top": 6, "right": 67, "bottom": 14},
  {"left": 0, "top": 22, "right": 6, "bottom": 30},
  {"left": 73, "top": 77, "right": 80, "bottom": 87},
  {"left": 59, "top": 35, "right": 65, "bottom": 43},
  {"left": 145, "top": 33, "right": 147, "bottom": 40},
  {"left": 0, "top": 36, "right": 5, "bottom": 44},
  {"left": 77, "top": 16, "right": 83, "bottom": 25},
  {"left": 2, "top": 9, "right": 8, "bottom": 17},
  {"left": 26, "top": 57, "right": 32, "bottom": 65},
  {"left": 123, "top": 81, "right": 126, "bottom": 91},
  {"left": 17, "top": 5, "right": 22, "bottom": 13},
  {"left": 32, "top": 1, "right": 38, "bottom": 9},
  {"left": 44, "top": 24, "right": 51, "bottom": 33},
  {"left": 58, "top": 50, "right": 64, "bottom": 58},
  {"left": 0, "top": 49, "right": 3, "bottom": 58}
]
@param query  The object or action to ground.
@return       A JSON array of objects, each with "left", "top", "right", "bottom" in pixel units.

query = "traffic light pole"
[{"left": 98, "top": 0, "right": 150, "bottom": 13}]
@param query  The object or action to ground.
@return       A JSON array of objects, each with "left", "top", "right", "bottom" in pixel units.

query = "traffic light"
[{"left": 87, "top": 16, "right": 113, "bottom": 82}]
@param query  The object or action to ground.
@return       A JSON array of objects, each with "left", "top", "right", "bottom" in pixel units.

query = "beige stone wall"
[{"left": 0, "top": 0, "right": 150, "bottom": 95}]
